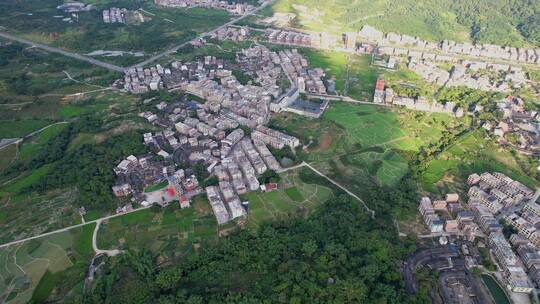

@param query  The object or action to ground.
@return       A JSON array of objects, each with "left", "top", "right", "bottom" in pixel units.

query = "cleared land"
[
  {"left": 0, "top": 225, "right": 94, "bottom": 304},
  {"left": 0, "top": 0, "right": 231, "bottom": 65}
]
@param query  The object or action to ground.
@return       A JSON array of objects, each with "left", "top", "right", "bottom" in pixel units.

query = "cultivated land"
[
  {"left": 97, "top": 168, "right": 335, "bottom": 258},
  {"left": 0, "top": 41, "right": 121, "bottom": 138},
  {"left": 1, "top": 5, "right": 540, "bottom": 300},
  {"left": 243, "top": 168, "right": 334, "bottom": 228},
  {"left": 421, "top": 129, "right": 540, "bottom": 194},
  {"left": 0, "top": 0, "right": 230, "bottom": 65},
  {"left": 271, "top": 102, "right": 460, "bottom": 189},
  {"left": 0, "top": 75, "right": 145, "bottom": 244},
  {"left": 0, "top": 225, "right": 94, "bottom": 304}
]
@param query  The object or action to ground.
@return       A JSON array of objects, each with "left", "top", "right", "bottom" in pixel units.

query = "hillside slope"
[{"left": 271, "top": 0, "right": 540, "bottom": 47}]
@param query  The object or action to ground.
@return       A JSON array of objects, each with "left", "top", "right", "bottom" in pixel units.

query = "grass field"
[
  {"left": 271, "top": 102, "right": 461, "bottom": 190},
  {"left": 298, "top": 48, "right": 437, "bottom": 101},
  {"left": 300, "top": 50, "right": 379, "bottom": 100},
  {"left": 0, "top": 120, "right": 54, "bottom": 139},
  {"left": 0, "top": 0, "right": 231, "bottom": 64},
  {"left": 0, "top": 225, "right": 94, "bottom": 304},
  {"left": 243, "top": 168, "right": 333, "bottom": 228},
  {"left": 421, "top": 130, "right": 540, "bottom": 194},
  {"left": 97, "top": 199, "right": 219, "bottom": 258}
]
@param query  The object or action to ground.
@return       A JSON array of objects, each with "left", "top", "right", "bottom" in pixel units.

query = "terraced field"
[{"left": 0, "top": 226, "right": 94, "bottom": 303}]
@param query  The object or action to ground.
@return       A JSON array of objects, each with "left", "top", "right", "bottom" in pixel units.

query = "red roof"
[{"left": 265, "top": 183, "right": 278, "bottom": 190}]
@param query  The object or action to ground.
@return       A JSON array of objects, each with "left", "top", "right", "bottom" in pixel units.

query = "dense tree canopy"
[{"left": 89, "top": 195, "right": 421, "bottom": 303}]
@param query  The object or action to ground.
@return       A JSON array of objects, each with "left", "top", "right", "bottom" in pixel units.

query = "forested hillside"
[
  {"left": 89, "top": 195, "right": 422, "bottom": 303},
  {"left": 271, "top": 0, "right": 540, "bottom": 47}
]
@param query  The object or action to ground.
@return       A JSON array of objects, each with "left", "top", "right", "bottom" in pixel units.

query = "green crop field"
[
  {"left": 98, "top": 168, "right": 335, "bottom": 256},
  {"left": 244, "top": 168, "right": 334, "bottom": 228},
  {"left": 0, "top": 226, "right": 94, "bottom": 304},
  {"left": 271, "top": 102, "right": 461, "bottom": 191},
  {"left": 269, "top": 0, "right": 540, "bottom": 48},
  {"left": 0, "top": 0, "right": 231, "bottom": 65},
  {"left": 97, "top": 201, "right": 219, "bottom": 258},
  {"left": 300, "top": 50, "right": 380, "bottom": 100}
]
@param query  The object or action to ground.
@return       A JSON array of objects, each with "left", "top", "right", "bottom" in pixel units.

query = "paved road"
[
  {"left": 0, "top": 121, "right": 70, "bottom": 150},
  {"left": 0, "top": 205, "right": 152, "bottom": 249},
  {"left": 129, "top": 0, "right": 275, "bottom": 69},
  {"left": 0, "top": 138, "right": 21, "bottom": 150},
  {"left": 92, "top": 220, "right": 122, "bottom": 256},
  {"left": 0, "top": 32, "right": 125, "bottom": 72}
]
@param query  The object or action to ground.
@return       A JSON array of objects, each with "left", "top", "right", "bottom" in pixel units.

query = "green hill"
[{"left": 270, "top": 0, "right": 540, "bottom": 47}]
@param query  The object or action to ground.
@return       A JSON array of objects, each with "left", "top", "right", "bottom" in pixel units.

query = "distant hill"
[{"left": 270, "top": 0, "right": 540, "bottom": 47}]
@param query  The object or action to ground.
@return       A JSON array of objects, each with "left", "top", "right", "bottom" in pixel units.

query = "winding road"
[{"left": 0, "top": 205, "right": 152, "bottom": 250}]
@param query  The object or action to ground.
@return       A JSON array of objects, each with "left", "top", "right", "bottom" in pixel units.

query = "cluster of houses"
[
  {"left": 358, "top": 25, "right": 540, "bottom": 66},
  {"left": 279, "top": 48, "right": 329, "bottom": 95},
  {"left": 467, "top": 172, "right": 538, "bottom": 293},
  {"left": 418, "top": 172, "right": 539, "bottom": 293},
  {"left": 114, "top": 71, "right": 301, "bottom": 224},
  {"left": 263, "top": 29, "right": 357, "bottom": 51},
  {"left": 418, "top": 194, "right": 471, "bottom": 237},
  {"left": 154, "top": 0, "right": 255, "bottom": 15},
  {"left": 120, "top": 64, "right": 171, "bottom": 93},
  {"left": 265, "top": 29, "right": 312, "bottom": 47},
  {"left": 407, "top": 58, "right": 531, "bottom": 93},
  {"left": 56, "top": 1, "right": 94, "bottom": 13},
  {"left": 373, "top": 78, "right": 464, "bottom": 117},
  {"left": 102, "top": 7, "right": 127, "bottom": 24},
  {"left": 213, "top": 27, "right": 250, "bottom": 42},
  {"left": 116, "top": 45, "right": 333, "bottom": 119},
  {"left": 467, "top": 172, "right": 533, "bottom": 215},
  {"left": 483, "top": 96, "right": 540, "bottom": 157}
]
